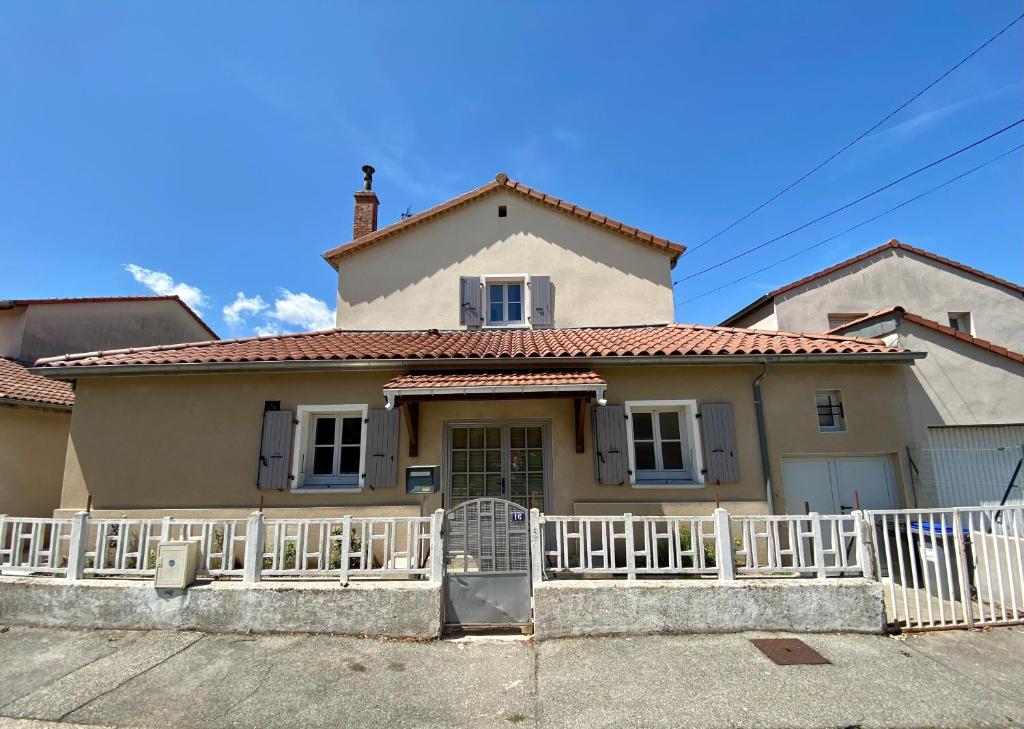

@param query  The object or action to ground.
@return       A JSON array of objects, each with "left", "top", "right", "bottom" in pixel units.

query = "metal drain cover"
[{"left": 751, "top": 638, "right": 830, "bottom": 665}]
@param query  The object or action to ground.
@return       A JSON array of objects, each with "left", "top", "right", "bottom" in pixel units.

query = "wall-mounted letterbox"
[{"left": 405, "top": 465, "right": 440, "bottom": 494}]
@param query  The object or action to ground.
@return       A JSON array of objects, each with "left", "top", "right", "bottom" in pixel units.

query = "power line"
[
  {"left": 683, "top": 11, "right": 1024, "bottom": 258},
  {"left": 678, "top": 143, "right": 1024, "bottom": 307},
  {"left": 675, "top": 117, "right": 1024, "bottom": 283}
]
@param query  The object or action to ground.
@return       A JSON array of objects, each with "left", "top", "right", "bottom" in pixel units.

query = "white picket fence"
[
  {"left": 537, "top": 509, "right": 869, "bottom": 581},
  {"left": 0, "top": 512, "right": 441, "bottom": 583},
  {"left": 866, "top": 505, "right": 1024, "bottom": 631}
]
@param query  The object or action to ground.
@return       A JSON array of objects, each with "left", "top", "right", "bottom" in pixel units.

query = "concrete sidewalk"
[{"left": 0, "top": 625, "right": 1021, "bottom": 728}]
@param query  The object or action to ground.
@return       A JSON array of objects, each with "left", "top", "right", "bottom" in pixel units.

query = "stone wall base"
[
  {"left": 533, "top": 578, "right": 885, "bottom": 639},
  {"left": 0, "top": 576, "right": 442, "bottom": 639}
]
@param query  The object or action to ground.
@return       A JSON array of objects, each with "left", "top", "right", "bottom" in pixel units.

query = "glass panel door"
[
  {"left": 509, "top": 425, "right": 545, "bottom": 512},
  {"left": 450, "top": 426, "right": 503, "bottom": 508},
  {"left": 448, "top": 423, "right": 547, "bottom": 513}
]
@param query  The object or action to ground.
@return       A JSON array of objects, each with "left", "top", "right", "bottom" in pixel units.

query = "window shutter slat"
[
  {"left": 700, "top": 403, "right": 739, "bottom": 484},
  {"left": 257, "top": 410, "right": 294, "bottom": 490},
  {"left": 593, "top": 404, "right": 629, "bottom": 485},
  {"left": 530, "top": 275, "right": 553, "bottom": 328},
  {"left": 364, "top": 407, "right": 400, "bottom": 488},
  {"left": 459, "top": 276, "right": 482, "bottom": 327}
]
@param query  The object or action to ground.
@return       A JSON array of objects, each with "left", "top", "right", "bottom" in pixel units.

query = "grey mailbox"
[{"left": 405, "top": 465, "right": 440, "bottom": 494}]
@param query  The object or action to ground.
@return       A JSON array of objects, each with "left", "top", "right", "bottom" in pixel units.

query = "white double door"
[{"left": 781, "top": 455, "right": 897, "bottom": 515}]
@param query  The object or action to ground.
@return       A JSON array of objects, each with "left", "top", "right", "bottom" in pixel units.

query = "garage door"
[{"left": 781, "top": 456, "right": 897, "bottom": 515}]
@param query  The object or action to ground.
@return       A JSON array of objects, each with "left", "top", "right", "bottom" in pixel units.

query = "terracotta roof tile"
[
  {"left": 0, "top": 357, "right": 74, "bottom": 407},
  {"left": 322, "top": 173, "right": 685, "bottom": 265},
  {"left": 383, "top": 370, "right": 606, "bottom": 390},
  {"left": 36, "top": 324, "right": 905, "bottom": 370},
  {"left": 827, "top": 306, "right": 1024, "bottom": 364}
]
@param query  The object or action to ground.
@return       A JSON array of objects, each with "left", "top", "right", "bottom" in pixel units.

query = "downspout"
[{"left": 753, "top": 361, "right": 774, "bottom": 515}]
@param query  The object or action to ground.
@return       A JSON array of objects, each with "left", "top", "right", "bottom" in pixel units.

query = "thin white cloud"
[
  {"left": 123, "top": 263, "right": 206, "bottom": 310},
  {"left": 264, "top": 289, "right": 336, "bottom": 332},
  {"left": 222, "top": 292, "right": 267, "bottom": 327}
]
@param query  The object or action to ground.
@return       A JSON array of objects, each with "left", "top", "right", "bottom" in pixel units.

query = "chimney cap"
[{"left": 361, "top": 164, "right": 376, "bottom": 191}]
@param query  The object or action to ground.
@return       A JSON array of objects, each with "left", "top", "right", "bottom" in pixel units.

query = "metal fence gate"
[
  {"left": 867, "top": 505, "right": 1024, "bottom": 631},
  {"left": 443, "top": 497, "right": 532, "bottom": 627}
]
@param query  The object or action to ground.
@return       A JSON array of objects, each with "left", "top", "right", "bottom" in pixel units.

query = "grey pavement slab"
[{"left": 0, "top": 625, "right": 1022, "bottom": 728}]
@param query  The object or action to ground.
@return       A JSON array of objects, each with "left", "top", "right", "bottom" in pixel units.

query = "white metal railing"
[
  {"left": 540, "top": 513, "right": 722, "bottom": 579},
  {"left": 0, "top": 516, "right": 73, "bottom": 575},
  {"left": 734, "top": 514, "right": 865, "bottom": 577},
  {"left": 0, "top": 511, "right": 442, "bottom": 583},
  {"left": 260, "top": 516, "right": 434, "bottom": 580},
  {"left": 867, "top": 505, "right": 1024, "bottom": 631},
  {"left": 536, "top": 509, "right": 870, "bottom": 582}
]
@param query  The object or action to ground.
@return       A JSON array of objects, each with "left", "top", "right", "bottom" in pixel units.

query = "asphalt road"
[{"left": 0, "top": 624, "right": 1022, "bottom": 728}]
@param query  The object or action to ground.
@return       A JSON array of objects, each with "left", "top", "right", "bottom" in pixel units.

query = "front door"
[
  {"left": 443, "top": 497, "right": 532, "bottom": 627},
  {"left": 447, "top": 423, "right": 548, "bottom": 513}
]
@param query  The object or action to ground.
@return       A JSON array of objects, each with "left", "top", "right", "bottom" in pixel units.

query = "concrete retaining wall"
[
  {"left": 533, "top": 578, "right": 885, "bottom": 639},
  {"left": 0, "top": 577, "right": 442, "bottom": 639}
]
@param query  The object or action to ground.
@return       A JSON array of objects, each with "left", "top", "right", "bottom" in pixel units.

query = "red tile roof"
[
  {"left": 827, "top": 306, "right": 1024, "bottom": 364},
  {"left": 1, "top": 295, "right": 218, "bottom": 340},
  {"left": 322, "top": 173, "right": 685, "bottom": 266},
  {"left": 383, "top": 370, "right": 606, "bottom": 390},
  {"left": 0, "top": 357, "right": 74, "bottom": 407},
  {"left": 720, "top": 239, "right": 1024, "bottom": 326},
  {"left": 36, "top": 324, "right": 905, "bottom": 370}
]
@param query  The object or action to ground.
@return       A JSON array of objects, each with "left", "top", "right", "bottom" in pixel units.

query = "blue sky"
[{"left": 2, "top": 2, "right": 1022, "bottom": 336}]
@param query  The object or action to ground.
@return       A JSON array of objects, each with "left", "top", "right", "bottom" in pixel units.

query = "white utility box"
[{"left": 154, "top": 540, "right": 200, "bottom": 589}]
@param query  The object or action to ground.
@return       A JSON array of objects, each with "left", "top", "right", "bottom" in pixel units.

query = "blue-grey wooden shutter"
[
  {"left": 700, "top": 403, "right": 739, "bottom": 484},
  {"left": 593, "top": 404, "right": 629, "bottom": 485},
  {"left": 459, "top": 276, "right": 482, "bottom": 327},
  {"left": 257, "top": 410, "right": 294, "bottom": 489},
  {"left": 364, "top": 407, "right": 400, "bottom": 488},
  {"left": 530, "top": 275, "right": 553, "bottom": 327}
]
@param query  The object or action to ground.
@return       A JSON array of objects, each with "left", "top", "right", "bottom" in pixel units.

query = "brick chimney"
[{"left": 353, "top": 164, "right": 379, "bottom": 239}]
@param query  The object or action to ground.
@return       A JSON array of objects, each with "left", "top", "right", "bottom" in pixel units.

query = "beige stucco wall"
[
  {"left": 771, "top": 249, "right": 1024, "bottom": 348},
  {"left": 15, "top": 300, "right": 214, "bottom": 363},
  {"left": 58, "top": 361, "right": 914, "bottom": 518},
  {"left": 895, "top": 324, "right": 1024, "bottom": 443},
  {"left": 333, "top": 189, "right": 676, "bottom": 330},
  {"left": 0, "top": 309, "right": 28, "bottom": 359},
  {"left": 0, "top": 404, "right": 71, "bottom": 517}
]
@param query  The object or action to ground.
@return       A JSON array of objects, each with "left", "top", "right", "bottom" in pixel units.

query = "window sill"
[
  {"left": 482, "top": 323, "right": 529, "bottom": 330},
  {"left": 630, "top": 481, "right": 705, "bottom": 489},
  {"left": 290, "top": 485, "right": 363, "bottom": 494}
]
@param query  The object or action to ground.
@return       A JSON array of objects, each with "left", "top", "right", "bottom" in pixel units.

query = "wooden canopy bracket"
[
  {"left": 573, "top": 397, "right": 587, "bottom": 454},
  {"left": 402, "top": 401, "right": 420, "bottom": 457}
]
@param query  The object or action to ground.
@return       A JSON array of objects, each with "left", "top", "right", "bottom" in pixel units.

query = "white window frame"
[
  {"left": 815, "top": 390, "right": 846, "bottom": 433},
  {"left": 481, "top": 274, "right": 530, "bottom": 329},
  {"left": 291, "top": 404, "right": 368, "bottom": 492},
  {"left": 624, "top": 400, "right": 704, "bottom": 488}
]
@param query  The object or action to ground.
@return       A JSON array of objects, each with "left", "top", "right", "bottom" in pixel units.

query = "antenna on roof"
[{"left": 401, "top": 205, "right": 413, "bottom": 220}]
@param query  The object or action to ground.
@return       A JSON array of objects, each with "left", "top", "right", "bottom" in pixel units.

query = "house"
[
  {"left": 720, "top": 239, "right": 1024, "bottom": 506},
  {"left": 34, "top": 171, "right": 921, "bottom": 520},
  {"left": 0, "top": 296, "right": 217, "bottom": 516}
]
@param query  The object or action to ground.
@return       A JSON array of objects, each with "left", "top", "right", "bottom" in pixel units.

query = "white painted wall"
[{"left": 333, "top": 189, "right": 677, "bottom": 330}]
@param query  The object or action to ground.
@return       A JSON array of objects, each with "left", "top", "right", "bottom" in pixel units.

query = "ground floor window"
[
  {"left": 448, "top": 422, "right": 547, "bottom": 512},
  {"left": 625, "top": 400, "right": 701, "bottom": 486},
  {"left": 292, "top": 404, "right": 367, "bottom": 490}
]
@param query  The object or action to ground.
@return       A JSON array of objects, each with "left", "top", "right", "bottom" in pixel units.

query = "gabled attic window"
[{"left": 498, "top": 204, "right": 508, "bottom": 218}]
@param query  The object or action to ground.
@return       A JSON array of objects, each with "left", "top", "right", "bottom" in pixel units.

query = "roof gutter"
[
  {"left": 30, "top": 351, "right": 924, "bottom": 381},
  {"left": 0, "top": 396, "right": 72, "bottom": 412}
]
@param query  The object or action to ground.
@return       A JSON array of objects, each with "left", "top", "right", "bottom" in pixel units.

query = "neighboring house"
[
  {"left": 720, "top": 239, "right": 1024, "bottom": 507},
  {"left": 0, "top": 296, "right": 217, "bottom": 516},
  {"left": 36, "top": 171, "right": 921, "bottom": 520},
  {"left": 720, "top": 239, "right": 1023, "bottom": 351}
]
